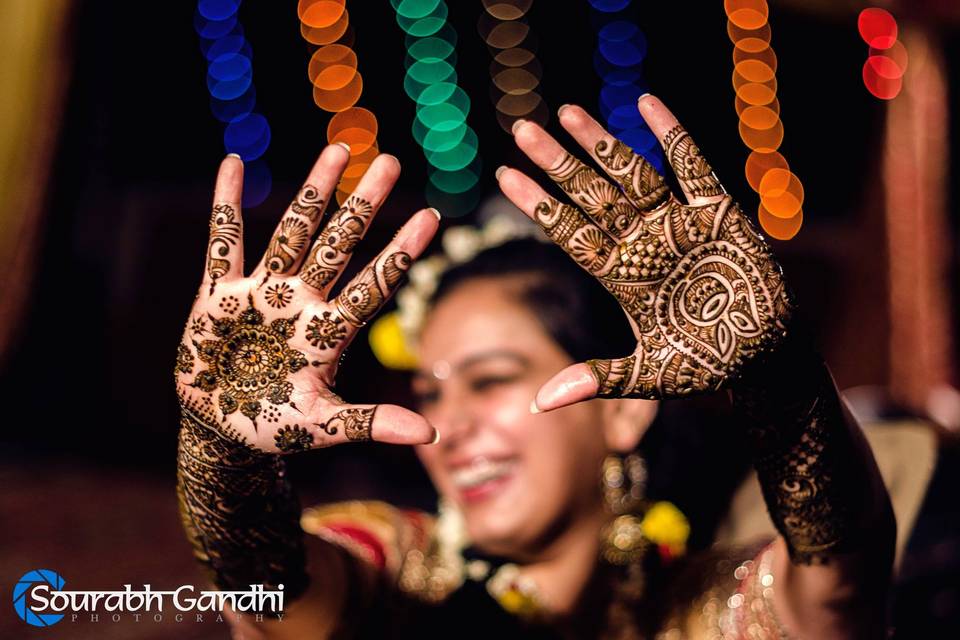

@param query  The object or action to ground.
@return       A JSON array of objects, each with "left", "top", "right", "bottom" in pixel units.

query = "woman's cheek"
[{"left": 484, "top": 384, "right": 539, "bottom": 433}]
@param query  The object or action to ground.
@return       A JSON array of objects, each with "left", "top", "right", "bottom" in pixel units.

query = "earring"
[{"left": 600, "top": 453, "right": 648, "bottom": 566}]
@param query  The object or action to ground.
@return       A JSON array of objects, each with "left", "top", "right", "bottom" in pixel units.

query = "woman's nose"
[{"left": 430, "top": 393, "right": 477, "bottom": 446}]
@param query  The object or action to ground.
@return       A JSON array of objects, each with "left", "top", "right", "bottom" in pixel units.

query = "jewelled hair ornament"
[{"left": 368, "top": 209, "right": 546, "bottom": 370}]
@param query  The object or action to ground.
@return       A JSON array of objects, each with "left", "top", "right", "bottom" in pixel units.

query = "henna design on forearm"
[
  {"left": 336, "top": 251, "right": 411, "bottom": 327},
  {"left": 290, "top": 184, "right": 325, "bottom": 222},
  {"left": 264, "top": 217, "right": 311, "bottom": 274},
  {"left": 731, "top": 337, "right": 871, "bottom": 565},
  {"left": 306, "top": 311, "right": 347, "bottom": 349},
  {"left": 192, "top": 295, "right": 308, "bottom": 428},
  {"left": 206, "top": 204, "right": 241, "bottom": 294},
  {"left": 274, "top": 424, "right": 314, "bottom": 452},
  {"left": 176, "top": 406, "right": 308, "bottom": 601},
  {"left": 314, "top": 407, "right": 376, "bottom": 441},
  {"left": 299, "top": 195, "right": 373, "bottom": 291},
  {"left": 535, "top": 132, "right": 793, "bottom": 399}
]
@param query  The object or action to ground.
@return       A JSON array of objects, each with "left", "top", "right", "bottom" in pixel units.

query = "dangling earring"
[{"left": 600, "top": 453, "right": 648, "bottom": 566}]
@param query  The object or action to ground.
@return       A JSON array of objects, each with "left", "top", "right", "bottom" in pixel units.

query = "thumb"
[{"left": 532, "top": 363, "right": 599, "bottom": 413}]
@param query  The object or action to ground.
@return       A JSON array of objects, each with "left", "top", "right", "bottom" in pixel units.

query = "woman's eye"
[{"left": 469, "top": 375, "right": 516, "bottom": 392}]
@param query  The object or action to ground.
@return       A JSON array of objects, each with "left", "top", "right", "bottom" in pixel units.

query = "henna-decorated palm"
[
  {"left": 175, "top": 148, "right": 439, "bottom": 453},
  {"left": 499, "top": 96, "right": 794, "bottom": 410}
]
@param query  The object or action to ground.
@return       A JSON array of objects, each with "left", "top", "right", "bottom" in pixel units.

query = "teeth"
[{"left": 451, "top": 458, "right": 515, "bottom": 489}]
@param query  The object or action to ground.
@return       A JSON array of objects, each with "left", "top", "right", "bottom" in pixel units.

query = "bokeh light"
[
  {"left": 479, "top": 1, "right": 546, "bottom": 135},
  {"left": 195, "top": 1, "right": 271, "bottom": 207},
  {"left": 299, "top": 0, "right": 380, "bottom": 203},
  {"left": 725, "top": 0, "right": 803, "bottom": 240},
  {"left": 395, "top": 0, "right": 481, "bottom": 215},
  {"left": 590, "top": 3, "right": 663, "bottom": 171},
  {"left": 858, "top": 8, "right": 906, "bottom": 100}
]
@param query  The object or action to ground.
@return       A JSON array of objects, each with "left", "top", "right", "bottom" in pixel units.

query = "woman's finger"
[
  {"left": 334, "top": 207, "right": 440, "bottom": 328},
  {"left": 556, "top": 104, "right": 671, "bottom": 212},
  {"left": 298, "top": 154, "right": 402, "bottom": 296},
  {"left": 533, "top": 354, "right": 642, "bottom": 411},
  {"left": 203, "top": 155, "right": 244, "bottom": 295},
  {"left": 497, "top": 167, "right": 617, "bottom": 277},
  {"left": 637, "top": 95, "right": 725, "bottom": 205},
  {"left": 272, "top": 403, "right": 438, "bottom": 451},
  {"left": 252, "top": 144, "right": 349, "bottom": 280},
  {"left": 512, "top": 120, "right": 639, "bottom": 238}
]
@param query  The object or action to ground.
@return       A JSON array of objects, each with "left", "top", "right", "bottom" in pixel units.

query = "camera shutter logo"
[{"left": 13, "top": 569, "right": 65, "bottom": 627}]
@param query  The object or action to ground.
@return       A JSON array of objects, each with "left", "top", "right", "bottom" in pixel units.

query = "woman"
[{"left": 174, "top": 96, "right": 894, "bottom": 638}]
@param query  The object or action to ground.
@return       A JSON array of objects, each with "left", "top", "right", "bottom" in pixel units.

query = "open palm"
[
  {"left": 499, "top": 96, "right": 794, "bottom": 410},
  {"left": 175, "top": 148, "right": 439, "bottom": 453}
]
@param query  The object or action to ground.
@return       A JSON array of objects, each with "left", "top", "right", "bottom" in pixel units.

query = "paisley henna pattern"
[
  {"left": 314, "top": 407, "right": 376, "bottom": 442},
  {"left": 536, "top": 129, "right": 793, "bottom": 399},
  {"left": 299, "top": 195, "right": 373, "bottom": 291},
  {"left": 336, "top": 251, "right": 412, "bottom": 327},
  {"left": 206, "top": 204, "right": 241, "bottom": 294},
  {"left": 264, "top": 217, "right": 311, "bottom": 274},
  {"left": 191, "top": 295, "right": 308, "bottom": 428}
]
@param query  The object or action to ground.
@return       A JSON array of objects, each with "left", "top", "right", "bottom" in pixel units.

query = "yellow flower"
[
  {"left": 369, "top": 312, "right": 419, "bottom": 370},
  {"left": 640, "top": 501, "right": 690, "bottom": 556}
]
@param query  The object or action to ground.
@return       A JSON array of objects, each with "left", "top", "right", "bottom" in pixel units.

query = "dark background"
[{"left": 1, "top": 2, "right": 958, "bottom": 638}]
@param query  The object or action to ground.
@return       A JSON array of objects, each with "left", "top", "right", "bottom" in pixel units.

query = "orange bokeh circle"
[
  {"left": 759, "top": 168, "right": 804, "bottom": 219},
  {"left": 309, "top": 45, "right": 358, "bottom": 86},
  {"left": 744, "top": 150, "right": 788, "bottom": 192},
  {"left": 734, "top": 59, "right": 775, "bottom": 84},
  {"left": 738, "top": 118, "right": 784, "bottom": 153},
  {"left": 724, "top": 0, "right": 769, "bottom": 30},
  {"left": 301, "top": 8, "right": 350, "bottom": 45},
  {"left": 739, "top": 104, "right": 780, "bottom": 129},
  {"left": 759, "top": 204, "right": 802, "bottom": 240},
  {"left": 298, "top": 0, "right": 346, "bottom": 28},
  {"left": 313, "top": 71, "right": 363, "bottom": 112}
]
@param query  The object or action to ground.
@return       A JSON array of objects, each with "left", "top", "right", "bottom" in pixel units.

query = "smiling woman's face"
[{"left": 413, "top": 277, "right": 612, "bottom": 558}]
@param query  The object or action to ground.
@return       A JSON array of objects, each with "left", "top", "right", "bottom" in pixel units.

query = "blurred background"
[{"left": 1, "top": 0, "right": 958, "bottom": 638}]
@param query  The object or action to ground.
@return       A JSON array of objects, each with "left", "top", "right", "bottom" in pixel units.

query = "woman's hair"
[
  {"left": 427, "top": 236, "right": 752, "bottom": 551},
  {"left": 431, "top": 237, "right": 637, "bottom": 363}
]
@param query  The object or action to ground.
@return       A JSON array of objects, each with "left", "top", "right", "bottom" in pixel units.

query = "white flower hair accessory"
[{"left": 368, "top": 198, "right": 547, "bottom": 370}]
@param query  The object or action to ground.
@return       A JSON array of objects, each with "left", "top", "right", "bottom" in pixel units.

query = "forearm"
[
  {"left": 730, "top": 325, "right": 894, "bottom": 636},
  {"left": 731, "top": 324, "right": 894, "bottom": 565},
  {"left": 175, "top": 404, "right": 309, "bottom": 604}
]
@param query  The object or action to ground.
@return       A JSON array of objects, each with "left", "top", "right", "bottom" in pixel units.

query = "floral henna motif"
[
  {"left": 274, "top": 424, "right": 314, "bottom": 453},
  {"left": 191, "top": 295, "right": 308, "bottom": 428},
  {"left": 306, "top": 311, "right": 347, "bottom": 349},
  {"left": 299, "top": 195, "right": 373, "bottom": 291},
  {"left": 206, "top": 204, "right": 241, "bottom": 294},
  {"left": 314, "top": 407, "right": 376, "bottom": 442},
  {"left": 537, "top": 133, "right": 793, "bottom": 399},
  {"left": 264, "top": 282, "right": 293, "bottom": 309},
  {"left": 176, "top": 343, "right": 195, "bottom": 374}
]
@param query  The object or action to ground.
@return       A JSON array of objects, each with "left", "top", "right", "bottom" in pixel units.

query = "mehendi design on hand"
[
  {"left": 264, "top": 217, "right": 311, "bottom": 274},
  {"left": 176, "top": 343, "right": 195, "bottom": 375},
  {"left": 662, "top": 125, "right": 725, "bottom": 199},
  {"left": 289, "top": 184, "right": 325, "bottom": 222},
  {"left": 206, "top": 204, "right": 241, "bottom": 294},
  {"left": 536, "top": 129, "right": 793, "bottom": 399},
  {"left": 274, "top": 424, "right": 314, "bottom": 452},
  {"left": 314, "top": 407, "right": 376, "bottom": 441},
  {"left": 218, "top": 295, "right": 239, "bottom": 314},
  {"left": 265, "top": 282, "right": 293, "bottom": 309},
  {"left": 306, "top": 311, "right": 347, "bottom": 349},
  {"left": 189, "top": 314, "right": 208, "bottom": 337},
  {"left": 176, "top": 408, "right": 308, "bottom": 598},
  {"left": 192, "top": 295, "right": 308, "bottom": 428},
  {"left": 336, "top": 251, "right": 411, "bottom": 327},
  {"left": 299, "top": 195, "right": 373, "bottom": 291}
]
